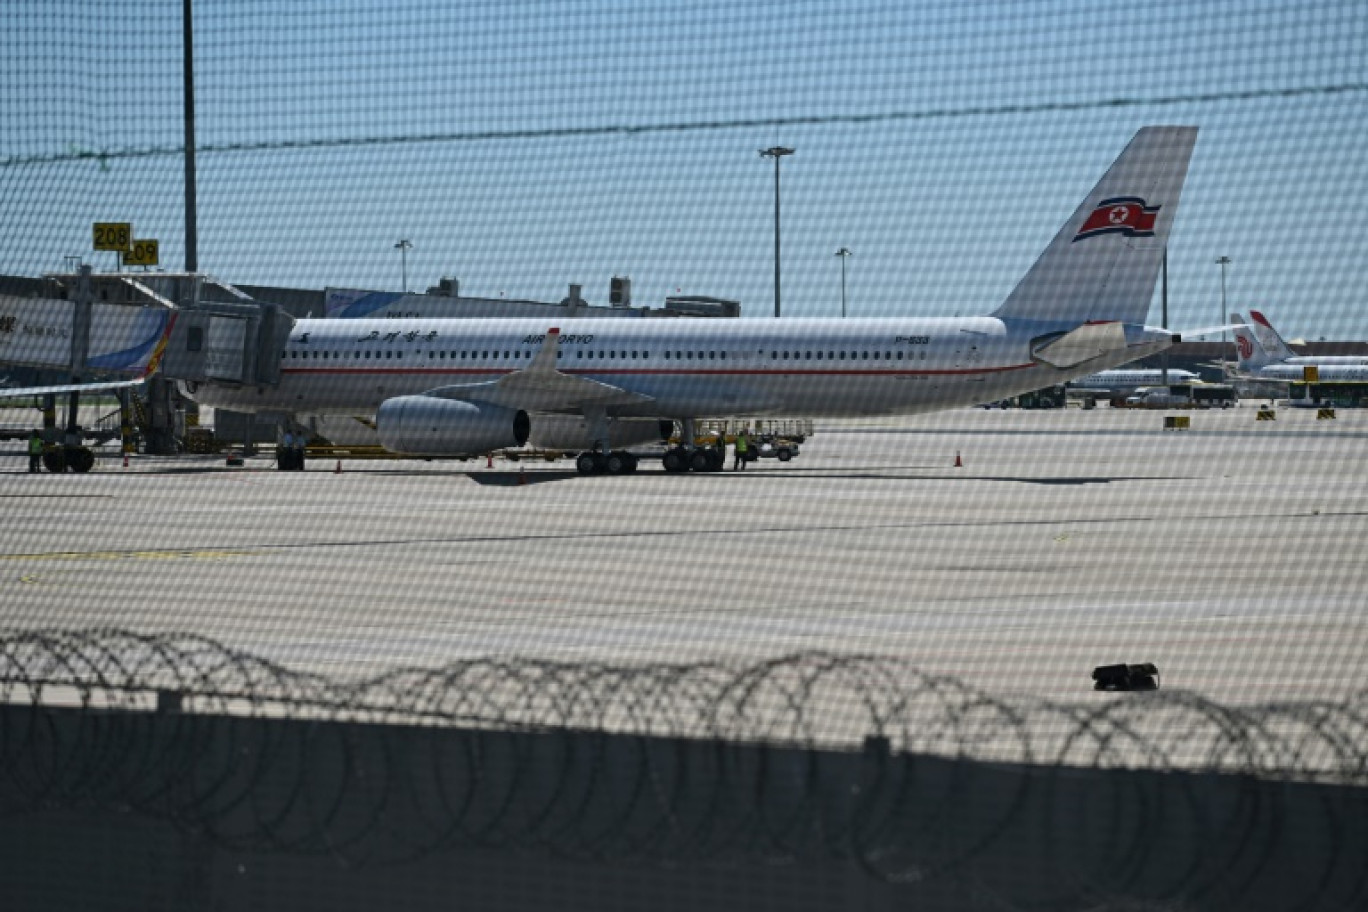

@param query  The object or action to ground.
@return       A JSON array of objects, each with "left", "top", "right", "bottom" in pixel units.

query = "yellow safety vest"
[
  {"left": 28, "top": 437, "right": 43, "bottom": 455},
  {"left": 735, "top": 435, "right": 748, "bottom": 452}
]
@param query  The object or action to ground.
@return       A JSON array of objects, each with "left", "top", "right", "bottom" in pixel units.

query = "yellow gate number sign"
[
  {"left": 122, "top": 239, "right": 159, "bottom": 267},
  {"left": 93, "top": 222, "right": 132, "bottom": 252}
]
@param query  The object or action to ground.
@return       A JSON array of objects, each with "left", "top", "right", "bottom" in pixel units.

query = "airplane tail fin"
[
  {"left": 1230, "top": 314, "right": 1272, "bottom": 370},
  {"left": 1249, "top": 310, "right": 1297, "bottom": 362},
  {"left": 991, "top": 126, "right": 1198, "bottom": 327}
]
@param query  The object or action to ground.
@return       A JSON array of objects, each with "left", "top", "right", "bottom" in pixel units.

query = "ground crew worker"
[
  {"left": 28, "top": 431, "right": 43, "bottom": 474},
  {"left": 714, "top": 430, "right": 726, "bottom": 467},
  {"left": 733, "top": 428, "right": 749, "bottom": 471},
  {"left": 280, "top": 429, "right": 295, "bottom": 471}
]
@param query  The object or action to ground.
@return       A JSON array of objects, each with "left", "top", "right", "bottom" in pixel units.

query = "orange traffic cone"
[
  {"left": 487, "top": 453, "right": 494, "bottom": 468},
  {"left": 954, "top": 450, "right": 963, "bottom": 468},
  {"left": 334, "top": 459, "right": 342, "bottom": 474},
  {"left": 122, "top": 451, "right": 129, "bottom": 468}
]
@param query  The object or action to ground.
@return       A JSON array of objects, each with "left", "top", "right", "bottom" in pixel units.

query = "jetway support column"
[{"left": 119, "top": 388, "right": 135, "bottom": 458}]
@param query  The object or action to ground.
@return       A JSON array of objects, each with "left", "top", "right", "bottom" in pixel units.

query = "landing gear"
[
  {"left": 661, "top": 445, "right": 723, "bottom": 473},
  {"left": 576, "top": 452, "right": 601, "bottom": 475},
  {"left": 662, "top": 447, "right": 689, "bottom": 473},
  {"left": 576, "top": 451, "right": 639, "bottom": 475}
]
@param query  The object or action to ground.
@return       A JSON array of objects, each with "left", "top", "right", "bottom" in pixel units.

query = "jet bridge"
[{"left": 1, "top": 268, "right": 291, "bottom": 466}]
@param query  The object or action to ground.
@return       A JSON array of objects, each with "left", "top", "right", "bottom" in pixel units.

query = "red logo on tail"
[
  {"left": 1236, "top": 334, "right": 1253, "bottom": 360},
  {"left": 1073, "top": 197, "right": 1160, "bottom": 242}
]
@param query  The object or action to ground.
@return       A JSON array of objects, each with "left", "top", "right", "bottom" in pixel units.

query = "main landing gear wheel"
[
  {"left": 578, "top": 451, "right": 637, "bottom": 475},
  {"left": 605, "top": 452, "right": 638, "bottom": 475},
  {"left": 662, "top": 448, "right": 688, "bottom": 473}
]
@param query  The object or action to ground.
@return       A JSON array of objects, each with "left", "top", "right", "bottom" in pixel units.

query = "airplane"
[
  {"left": 1067, "top": 366, "right": 1201, "bottom": 396},
  {"left": 1245, "top": 310, "right": 1368, "bottom": 367},
  {"left": 1231, "top": 313, "right": 1368, "bottom": 383},
  {"left": 7, "top": 126, "right": 1200, "bottom": 475},
  {"left": 179, "top": 126, "right": 1199, "bottom": 474}
]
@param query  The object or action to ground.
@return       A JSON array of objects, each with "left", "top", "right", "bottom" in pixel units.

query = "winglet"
[{"left": 527, "top": 327, "right": 562, "bottom": 373}]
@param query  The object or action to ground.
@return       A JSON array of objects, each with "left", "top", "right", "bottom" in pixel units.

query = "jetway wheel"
[
  {"left": 39, "top": 446, "right": 95, "bottom": 474},
  {"left": 70, "top": 447, "right": 95, "bottom": 473},
  {"left": 41, "top": 449, "right": 65, "bottom": 474}
]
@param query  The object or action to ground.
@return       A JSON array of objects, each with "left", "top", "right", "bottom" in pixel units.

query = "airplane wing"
[
  {"left": 419, "top": 327, "right": 654, "bottom": 413},
  {"left": 0, "top": 377, "right": 147, "bottom": 399}
]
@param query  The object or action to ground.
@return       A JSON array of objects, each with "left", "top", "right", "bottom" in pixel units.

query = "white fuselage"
[
  {"left": 1241, "top": 363, "right": 1368, "bottom": 383},
  {"left": 184, "top": 316, "right": 1170, "bottom": 419},
  {"left": 1069, "top": 368, "right": 1200, "bottom": 393}
]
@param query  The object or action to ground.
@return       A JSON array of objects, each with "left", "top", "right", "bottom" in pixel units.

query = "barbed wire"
[{"left": 0, "top": 628, "right": 1365, "bottom": 906}]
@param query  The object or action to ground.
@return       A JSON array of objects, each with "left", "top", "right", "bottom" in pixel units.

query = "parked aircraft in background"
[
  {"left": 1232, "top": 313, "right": 1368, "bottom": 383},
  {"left": 1243, "top": 310, "right": 1368, "bottom": 367},
  {"left": 1068, "top": 367, "right": 1201, "bottom": 396}
]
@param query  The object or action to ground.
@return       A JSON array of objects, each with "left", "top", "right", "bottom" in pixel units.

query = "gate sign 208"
[{"left": 93, "top": 222, "right": 132, "bottom": 252}]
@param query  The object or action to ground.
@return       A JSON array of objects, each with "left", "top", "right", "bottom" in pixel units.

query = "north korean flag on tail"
[{"left": 1073, "top": 196, "right": 1160, "bottom": 242}]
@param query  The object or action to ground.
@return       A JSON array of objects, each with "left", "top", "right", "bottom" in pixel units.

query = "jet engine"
[
  {"left": 528, "top": 416, "right": 673, "bottom": 451},
  {"left": 376, "top": 396, "right": 529, "bottom": 456}
]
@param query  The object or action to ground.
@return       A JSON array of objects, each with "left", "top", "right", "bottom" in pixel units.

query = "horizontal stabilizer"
[{"left": 1033, "top": 322, "right": 1128, "bottom": 368}]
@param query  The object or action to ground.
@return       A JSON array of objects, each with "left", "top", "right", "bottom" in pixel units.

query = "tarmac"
[{"left": 1, "top": 403, "right": 1365, "bottom": 707}]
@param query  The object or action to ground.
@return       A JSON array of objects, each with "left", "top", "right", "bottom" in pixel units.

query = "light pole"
[
  {"left": 395, "top": 239, "right": 413, "bottom": 292},
  {"left": 759, "top": 146, "right": 794, "bottom": 318},
  {"left": 1215, "top": 255, "right": 1231, "bottom": 344},
  {"left": 834, "top": 247, "right": 852, "bottom": 318}
]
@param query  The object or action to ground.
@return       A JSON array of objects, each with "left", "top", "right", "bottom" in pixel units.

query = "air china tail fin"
[
  {"left": 991, "top": 126, "right": 1198, "bottom": 327},
  {"left": 1249, "top": 310, "right": 1297, "bottom": 361},
  {"left": 1231, "top": 314, "right": 1273, "bottom": 370}
]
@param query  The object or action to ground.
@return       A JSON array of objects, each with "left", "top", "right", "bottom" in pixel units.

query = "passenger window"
[
  {"left": 577, "top": 351, "right": 583, "bottom": 359},
  {"left": 720, "top": 351, "right": 726, "bottom": 360},
  {"left": 364, "top": 351, "right": 370, "bottom": 359},
  {"left": 897, "top": 351, "right": 904, "bottom": 360},
  {"left": 816, "top": 351, "right": 823, "bottom": 361},
  {"left": 805, "top": 351, "right": 812, "bottom": 360},
  {"left": 385, "top": 351, "right": 392, "bottom": 359}
]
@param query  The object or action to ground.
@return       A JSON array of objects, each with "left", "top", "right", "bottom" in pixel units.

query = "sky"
[{"left": 3, "top": 0, "right": 1367, "bottom": 340}]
